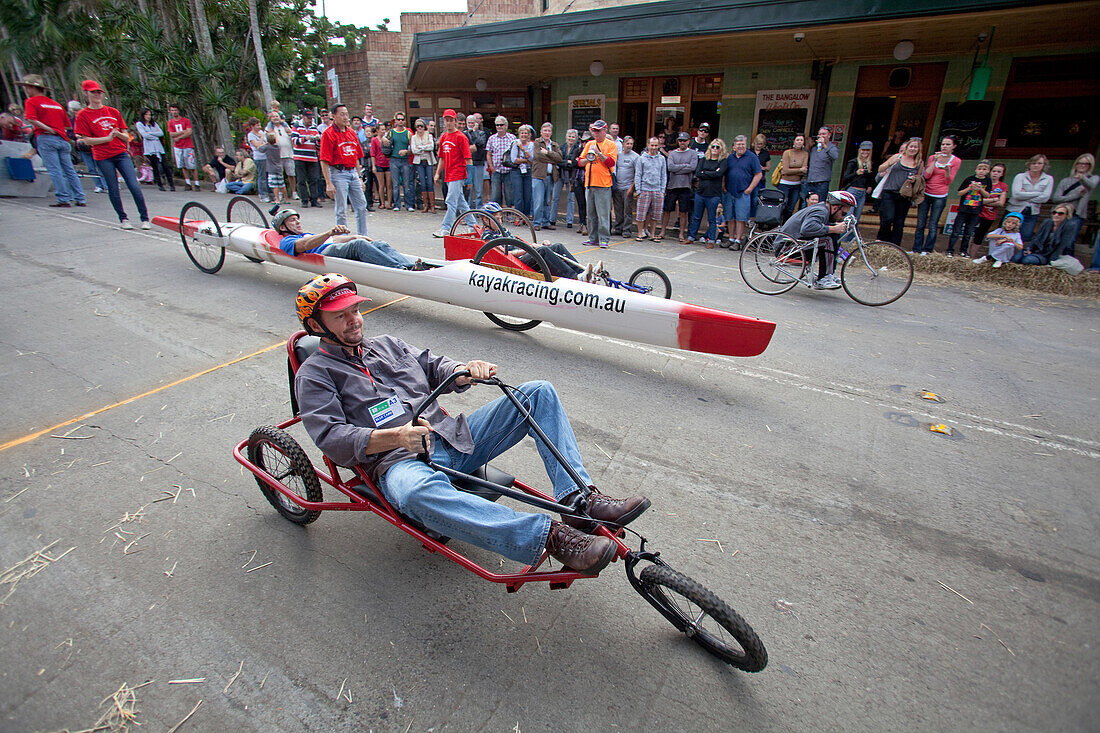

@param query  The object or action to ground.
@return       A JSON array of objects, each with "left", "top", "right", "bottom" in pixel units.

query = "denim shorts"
[{"left": 724, "top": 192, "right": 752, "bottom": 222}]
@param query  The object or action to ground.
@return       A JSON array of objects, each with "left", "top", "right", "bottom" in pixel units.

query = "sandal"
[
  {"left": 679, "top": 238, "right": 689, "bottom": 245},
  {"left": 636, "top": 236, "right": 647, "bottom": 241},
  {"left": 650, "top": 236, "right": 662, "bottom": 243}
]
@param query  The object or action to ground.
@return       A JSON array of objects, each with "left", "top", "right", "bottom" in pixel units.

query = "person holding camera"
[{"left": 579, "top": 119, "right": 617, "bottom": 248}]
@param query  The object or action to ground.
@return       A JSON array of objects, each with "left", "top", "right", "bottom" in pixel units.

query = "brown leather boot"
[
  {"left": 546, "top": 520, "right": 616, "bottom": 574},
  {"left": 562, "top": 487, "right": 650, "bottom": 531}
]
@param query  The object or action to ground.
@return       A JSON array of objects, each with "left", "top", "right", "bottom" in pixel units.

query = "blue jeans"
[
  {"left": 416, "top": 161, "right": 434, "bottom": 194},
  {"left": 1010, "top": 251, "right": 1044, "bottom": 265},
  {"left": 390, "top": 158, "right": 413, "bottom": 209},
  {"left": 253, "top": 157, "right": 270, "bottom": 200},
  {"left": 552, "top": 176, "right": 572, "bottom": 225},
  {"left": 1064, "top": 215, "right": 1084, "bottom": 257},
  {"left": 532, "top": 176, "right": 551, "bottom": 226},
  {"left": 378, "top": 381, "right": 591, "bottom": 565},
  {"left": 441, "top": 177, "right": 473, "bottom": 232},
  {"left": 466, "top": 163, "right": 485, "bottom": 208},
  {"left": 330, "top": 168, "right": 368, "bottom": 235},
  {"left": 806, "top": 180, "right": 829, "bottom": 202},
  {"left": 511, "top": 171, "right": 532, "bottom": 217},
  {"left": 96, "top": 153, "right": 147, "bottom": 223},
  {"left": 225, "top": 181, "right": 255, "bottom": 194},
  {"left": 778, "top": 182, "right": 802, "bottom": 220},
  {"left": 322, "top": 238, "right": 410, "bottom": 268},
  {"left": 77, "top": 148, "right": 106, "bottom": 189},
  {"left": 37, "top": 134, "right": 85, "bottom": 204},
  {"left": 689, "top": 194, "right": 721, "bottom": 241},
  {"left": 1020, "top": 212, "right": 1039, "bottom": 245},
  {"left": 912, "top": 195, "right": 948, "bottom": 253},
  {"left": 490, "top": 170, "right": 513, "bottom": 206}
]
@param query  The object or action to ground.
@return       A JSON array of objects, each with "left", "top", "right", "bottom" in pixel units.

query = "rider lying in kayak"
[{"left": 274, "top": 208, "right": 425, "bottom": 270}]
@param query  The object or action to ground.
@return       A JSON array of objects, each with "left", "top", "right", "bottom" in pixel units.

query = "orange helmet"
[{"left": 296, "top": 273, "right": 368, "bottom": 334}]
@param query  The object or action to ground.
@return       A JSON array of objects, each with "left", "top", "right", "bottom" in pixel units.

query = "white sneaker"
[
  {"left": 94, "top": 186, "right": 104, "bottom": 194},
  {"left": 292, "top": 191, "right": 300, "bottom": 199},
  {"left": 581, "top": 263, "right": 595, "bottom": 282},
  {"left": 432, "top": 229, "right": 447, "bottom": 238},
  {"left": 972, "top": 256, "right": 988, "bottom": 264},
  {"left": 919, "top": 252, "right": 929, "bottom": 256},
  {"left": 813, "top": 274, "right": 841, "bottom": 290},
  {"left": 120, "top": 220, "right": 133, "bottom": 230},
  {"left": 992, "top": 260, "right": 1003, "bottom": 268},
  {"left": 141, "top": 221, "right": 152, "bottom": 230}
]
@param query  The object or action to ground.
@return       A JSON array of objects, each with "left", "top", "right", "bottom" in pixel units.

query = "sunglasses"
[
  {"left": 496, "top": 123, "right": 506, "bottom": 127},
  {"left": 709, "top": 144, "right": 721, "bottom": 149},
  {"left": 1052, "top": 211, "right": 1068, "bottom": 216}
]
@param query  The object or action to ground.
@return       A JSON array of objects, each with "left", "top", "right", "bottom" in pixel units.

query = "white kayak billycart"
[{"left": 159, "top": 200, "right": 771, "bottom": 669}]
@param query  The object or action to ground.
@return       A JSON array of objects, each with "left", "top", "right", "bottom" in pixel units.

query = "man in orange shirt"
[{"left": 578, "top": 119, "right": 617, "bottom": 247}]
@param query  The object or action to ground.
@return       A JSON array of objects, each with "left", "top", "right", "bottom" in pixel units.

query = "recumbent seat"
[{"left": 289, "top": 334, "right": 511, "bottom": 503}]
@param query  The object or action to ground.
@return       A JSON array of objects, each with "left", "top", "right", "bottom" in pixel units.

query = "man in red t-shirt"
[
  {"left": 433, "top": 109, "right": 473, "bottom": 238},
  {"left": 166, "top": 104, "right": 197, "bottom": 190},
  {"left": 319, "top": 104, "right": 368, "bottom": 235},
  {"left": 16, "top": 73, "right": 86, "bottom": 207}
]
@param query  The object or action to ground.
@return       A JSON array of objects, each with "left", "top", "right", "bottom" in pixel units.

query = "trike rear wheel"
[
  {"left": 739, "top": 232, "right": 803, "bottom": 295},
  {"left": 638, "top": 564, "right": 767, "bottom": 671},
  {"left": 247, "top": 426, "right": 322, "bottom": 525},
  {"left": 473, "top": 236, "right": 552, "bottom": 332}
]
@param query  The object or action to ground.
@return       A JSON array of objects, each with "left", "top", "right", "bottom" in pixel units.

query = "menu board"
[
  {"left": 938, "top": 101, "right": 994, "bottom": 159},
  {"left": 568, "top": 95, "right": 605, "bottom": 134},
  {"left": 756, "top": 108, "right": 809, "bottom": 155}
]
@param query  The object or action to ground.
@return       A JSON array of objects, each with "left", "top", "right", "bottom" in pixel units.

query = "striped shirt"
[
  {"left": 291, "top": 124, "right": 321, "bottom": 162},
  {"left": 486, "top": 131, "right": 517, "bottom": 170}
]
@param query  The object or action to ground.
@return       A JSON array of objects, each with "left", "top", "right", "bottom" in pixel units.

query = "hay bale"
[{"left": 909, "top": 253, "right": 1100, "bottom": 299}]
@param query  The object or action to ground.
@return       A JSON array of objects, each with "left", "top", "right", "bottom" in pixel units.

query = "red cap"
[
  {"left": 318, "top": 286, "right": 369, "bottom": 311},
  {"left": 81, "top": 79, "right": 104, "bottom": 92},
  {"left": 442, "top": 109, "right": 457, "bottom": 119}
]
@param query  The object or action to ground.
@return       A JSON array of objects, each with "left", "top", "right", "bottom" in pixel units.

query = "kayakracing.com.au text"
[{"left": 468, "top": 272, "right": 626, "bottom": 312}]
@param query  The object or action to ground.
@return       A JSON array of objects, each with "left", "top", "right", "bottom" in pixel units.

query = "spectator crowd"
[{"left": 5, "top": 72, "right": 1099, "bottom": 273}]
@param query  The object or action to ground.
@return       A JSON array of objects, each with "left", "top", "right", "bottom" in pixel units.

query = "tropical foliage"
[{"left": 1, "top": 0, "right": 348, "bottom": 158}]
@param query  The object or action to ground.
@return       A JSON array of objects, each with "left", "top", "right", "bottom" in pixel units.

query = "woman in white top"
[
  {"left": 410, "top": 118, "right": 438, "bottom": 213},
  {"left": 245, "top": 117, "right": 270, "bottom": 202},
  {"left": 267, "top": 110, "right": 295, "bottom": 197},
  {"left": 135, "top": 108, "right": 171, "bottom": 191},
  {"left": 1007, "top": 154, "right": 1054, "bottom": 244},
  {"left": 509, "top": 124, "right": 536, "bottom": 218}
]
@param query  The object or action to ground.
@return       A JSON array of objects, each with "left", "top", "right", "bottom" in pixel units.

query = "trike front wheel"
[
  {"left": 840, "top": 240, "right": 913, "bottom": 306},
  {"left": 628, "top": 266, "right": 672, "bottom": 299},
  {"left": 638, "top": 564, "right": 767, "bottom": 671},
  {"left": 247, "top": 426, "right": 322, "bottom": 525}
]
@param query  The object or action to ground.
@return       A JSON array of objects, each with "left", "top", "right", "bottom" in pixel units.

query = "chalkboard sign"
[
  {"left": 938, "top": 101, "right": 994, "bottom": 159},
  {"left": 569, "top": 95, "right": 605, "bottom": 134},
  {"left": 756, "top": 108, "right": 808, "bottom": 155}
]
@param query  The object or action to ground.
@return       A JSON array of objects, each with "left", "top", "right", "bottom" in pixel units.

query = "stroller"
[{"left": 753, "top": 188, "right": 785, "bottom": 231}]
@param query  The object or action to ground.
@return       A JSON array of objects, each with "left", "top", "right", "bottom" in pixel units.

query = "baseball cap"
[
  {"left": 81, "top": 79, "right": 104, "bottom": 92},
  {"left": 589, "top": 119, "right": 608, "bottom": 130},
  {"left": 676, "top": 132, "right": 690, "bottom": 141},
  {"left": 698, "top": 122, "right": 710, "bottom": 130},
  {"left": 859, "top": 140, "right": 873, "bottom": 150},
  {"left": 301, "top": 109, "right": 313, "bottom": 116},
  {"left": 318, "top": 285, "right": 369, "bottom": 311},
  {"left": 442, "top": 109, "right": 457, "bottom": 119}
]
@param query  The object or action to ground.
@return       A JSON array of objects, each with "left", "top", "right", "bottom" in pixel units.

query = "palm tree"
[{"left": 247, "top": 0, "right": 273, "bottom": 110}]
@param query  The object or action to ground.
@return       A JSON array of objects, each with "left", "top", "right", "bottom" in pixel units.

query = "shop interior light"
[
  {"left": 589, "top": 60, "right": 604, "bottom": 77},
  {"left": 475, "top": 78, "right": 487, "bottom": 91},
  {"left": 893, "top": 40, "right": 915, "bottom": 61}
]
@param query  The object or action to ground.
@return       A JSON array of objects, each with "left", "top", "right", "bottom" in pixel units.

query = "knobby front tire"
[
  {"left": 638, "top": 564, "right": 768, "bottom": 671},
  {"left": 628, "top": 265, "right": 672, "bottom": 299}
]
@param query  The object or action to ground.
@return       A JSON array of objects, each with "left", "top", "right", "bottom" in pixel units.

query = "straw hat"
[{"left": 15, "top": 74, "right": 49, "bottom": 90}]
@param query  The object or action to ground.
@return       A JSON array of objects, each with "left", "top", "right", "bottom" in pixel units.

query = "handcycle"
[
  {"left": 446, "top": 207, "right": 673, "bottom": 331},
  {"left": 233, "top": 331, "right": 768, "bottom": 671},
  {"left": 738, "top": 214, "right": 914, "bottom": 306}
]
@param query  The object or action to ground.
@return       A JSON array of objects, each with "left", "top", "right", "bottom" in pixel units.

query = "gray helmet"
[{"left": 272, "top": 208, "right": 300, "bottom": 232}]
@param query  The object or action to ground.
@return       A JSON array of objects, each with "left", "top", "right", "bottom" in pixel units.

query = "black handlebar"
[{"left": 410, "top": 370, "right": 500, "bottom": 456}]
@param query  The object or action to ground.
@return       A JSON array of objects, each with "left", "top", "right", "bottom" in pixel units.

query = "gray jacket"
[
  {"left": 667, "top": 148, "right": 698, "bottom": 189},
  {"left": 634, "top": 151, "right": 668, "bottom": 192},
  {"left": 295, "top": 335, "right": 471, "bottom": 481},
  {"left": 778, "top": 201, "right": 832, "bottom": 240},
  {"left": 614, "top": 150, "right": 640, "bottom": 190},
  {"left": 1051, "top": 174, "right": 1099, "bottom": 218},
  {"left": 807, "top": 142, "right": 839, "bottom": 184}
]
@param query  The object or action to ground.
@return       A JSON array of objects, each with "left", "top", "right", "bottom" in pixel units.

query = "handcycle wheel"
[
  {"left": 448, "top": 208, "right": 493, "bottom": 238},
  {"left": 841, "top": 239, "right": 914, "bottom": 306},
  {"left": 226, "top": 195, "right": 268, "bottom": 262},
  {"left": 472, "top": 236, "right": 552, "bottom": 332},
  {"left": 638, "top": 564, "right": 767, "bottom": 671},
  {"left": 179, "top": 201, "right": 225, "bottom": 274},
  {"left": 739, "top": 231, "right": 804, "bottom": 295},
  {"left": 627, "top": 265, "right": 672, "bottom": 299},
  {"left": 498, "top": 206, "right": 537, "bottom": 244},
  {"left": 247, "top": 425, "right": 323, "bottom": 525}
]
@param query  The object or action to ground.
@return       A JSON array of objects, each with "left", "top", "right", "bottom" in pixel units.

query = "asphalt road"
[{"left": 1, "top": 188, "right": 1098, "bottom": 732}]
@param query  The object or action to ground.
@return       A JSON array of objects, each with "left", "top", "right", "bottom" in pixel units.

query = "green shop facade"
[{"left": 405, "top": 0, "right": 1099, "bottom": 204}]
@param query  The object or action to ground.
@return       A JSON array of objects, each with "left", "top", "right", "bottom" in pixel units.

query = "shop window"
[
  {"left": 694, "top": 75, "right": 723, "bottom": 97},
  {"left": 502, "top": 95, "right": 526, "bottom": 109},
  {"left": 622, "top": 78, "right": 650, "bottom": 102},
  {"left": 472, "top": 95, "right": 496, "bottom": 110},
  {"left": 437, "top": 96, "right": 462, "bottom": 109},
  {"left": 408, "top": 97, "right": 433, "bottom": 110},
  {"left": 992, "top": 54, "right": 1099, "bottom": 157}
]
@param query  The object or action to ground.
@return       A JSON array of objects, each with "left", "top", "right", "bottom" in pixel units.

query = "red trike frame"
[{"left": 232, "top": 330, "right": 631, "bottom": 593}]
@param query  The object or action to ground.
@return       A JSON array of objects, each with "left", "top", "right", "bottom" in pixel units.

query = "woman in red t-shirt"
[{"left": 73, "top": 79, "right": 149, "bottom": 230}]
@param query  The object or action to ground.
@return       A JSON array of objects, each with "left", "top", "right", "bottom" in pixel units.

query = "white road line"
[
  {"left": 6, "top": 200, "right": 175, "bottom": 244},
  {"left": 546, "top": 325, "right": 1100, "bottom": 459},
  {"left": 671, "top": 251, "right": 695, "bottom": 261}
]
